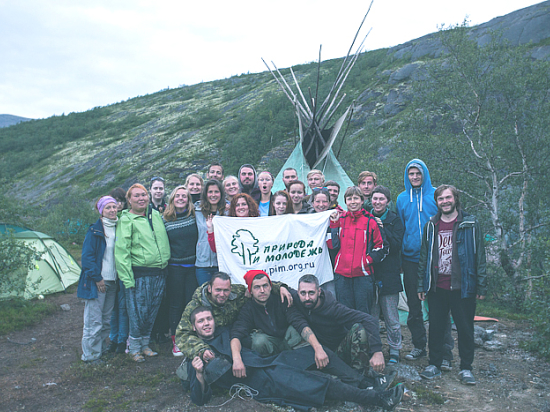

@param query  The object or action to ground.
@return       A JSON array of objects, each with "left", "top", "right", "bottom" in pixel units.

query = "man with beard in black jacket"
[{"left": 291, "top": 274, "right": 388, "bottom": 377}]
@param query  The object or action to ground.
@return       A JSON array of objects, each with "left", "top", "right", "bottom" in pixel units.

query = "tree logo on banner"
[{"left": 231, "top": 229, "right": 260, "bottom": 265}]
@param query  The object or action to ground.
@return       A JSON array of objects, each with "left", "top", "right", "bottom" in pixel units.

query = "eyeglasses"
[{"left": 150, "top": 176, "right": 165, "bottom": 183}]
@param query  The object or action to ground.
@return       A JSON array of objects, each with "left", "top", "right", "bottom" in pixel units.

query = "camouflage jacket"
[{"left": 176, "top": 282, "right": 284, "bottom": 359}]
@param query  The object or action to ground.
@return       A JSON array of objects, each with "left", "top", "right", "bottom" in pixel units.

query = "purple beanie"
[{"left": 97, "top": 196, "right": 117, "bottom": 215}]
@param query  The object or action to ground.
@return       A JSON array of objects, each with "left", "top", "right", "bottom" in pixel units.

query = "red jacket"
[{"left": 330, "top": 209, "right": 388, "bottom": 278}]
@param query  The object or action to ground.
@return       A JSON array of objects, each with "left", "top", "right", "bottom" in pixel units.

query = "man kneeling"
[{"left": 188, "top": 306, "right": 404, "bottom": 410}]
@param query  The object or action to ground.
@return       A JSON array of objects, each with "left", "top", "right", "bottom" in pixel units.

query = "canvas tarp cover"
[
  {"left": 0, "top": 230, "right": 81, "bottom": 300},
  {"left": 272, "top": 144, "right": 354, "bottom": 206}
]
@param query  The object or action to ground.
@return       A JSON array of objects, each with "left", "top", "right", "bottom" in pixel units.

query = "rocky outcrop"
[{"left": 388, "top": 1, "right": 550, "bottom": 61}]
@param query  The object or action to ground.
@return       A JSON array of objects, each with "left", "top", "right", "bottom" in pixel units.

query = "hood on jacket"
[
  {"left": 238, "top": 164, "right": 258, "bottom": 192},
  {"left": 403, "top": 158, "right": 435, "bottom": 213}
]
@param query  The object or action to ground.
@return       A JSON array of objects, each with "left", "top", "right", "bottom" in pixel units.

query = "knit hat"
[
  {"left": 243, "top": 270, "right": 271, "bottom": 292},
  {"left": 407, "top": 162, "right": 424, "bottom": 181},
  {"left": 96, "top": 196, "right": 117, "bottom": 215}
]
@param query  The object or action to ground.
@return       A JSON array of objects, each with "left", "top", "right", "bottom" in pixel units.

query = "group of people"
[{"left": 76, "top": 157, "right": 487, "bottom": 409}]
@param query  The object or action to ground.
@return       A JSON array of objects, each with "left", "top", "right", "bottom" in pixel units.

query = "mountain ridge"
[{"left": 1, "top": 1, "right": 549, "bottom": 206}]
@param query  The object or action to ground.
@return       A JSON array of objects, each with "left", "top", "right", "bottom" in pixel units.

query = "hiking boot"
[
  {"left": 142, "top": 347, "right": 158, "bottom": 357},
  {"left": 116, "top": 341, "right": 127, "bottom": 354},
  {"left": 405, "top": 347, "right": 426, "bottom": 360},
  {"left": 130, "top": 352, "right": 145, "bottom": 363},
  {"left": 420, "top": 365, "right": 441, "bottom": 380},
  {"left": 172, "top": 343, "right": 184, "bottom": 357},
  {"left": 107, "top": 340, "right": 118, "bottom": 353},
  {"left": 378, "top": 383, "right": 404, "bottom": 410},
  {"left": 459, "top": 369, "right": 476, "bottom": 385},
  {"left": 441, "top": 359, "right": 452, "bottom": 371}
]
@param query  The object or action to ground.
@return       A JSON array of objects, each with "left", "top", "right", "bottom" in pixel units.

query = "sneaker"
[
  {"left": 459, "top": 369, "right": 476, "bottom": 385},
  {"left": 373, "top": 369, "right": 398, "bottom": 392},
  {"left": 142, "top": 347, "right": 158, "bottom": 357},
  {"left": 130, "top": 352, "right": 145, "bottom": 363},
  {"left": 420, "top": 365, "right": 442, "bottom": 380},
  {"left": 378, "top": 383, "right": 404, "bottom": 411},
  {"left": 172, "top": 343, "right": 184, "bottom": 357},
  {"left": 389, "top": 350, "right": 399, "bottom": 364},
  {"left": 405, "top": 347, "right": 426, "bottom": 360},
  {"left": 441, "top": 359, "right": 452, "bottom": 371}
]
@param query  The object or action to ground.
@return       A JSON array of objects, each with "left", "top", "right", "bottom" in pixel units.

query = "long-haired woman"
[
  {"left": 195, "top": 180, "right": 226, "bottom": 285},
  {"left": 206, "top": 193, "right": 259, "bottom": 252},
  {"left": 269, "top": 190, "right": 294, "bottom": 216},
  {"left": 163, "top": 185, "right": 199, "bottom": 357}
]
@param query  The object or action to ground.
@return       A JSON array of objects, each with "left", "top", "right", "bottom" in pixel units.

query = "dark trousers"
[
  {"left": 334, "top": 273, "right": 374, "bottom": 315},
  {"left": 427, "top": 288, "right": 476, "bottom": 371},
  {"left": 402, "top": 259, "right": 427, "bottom": 349},
  {"left": 167, "top": 265, "right": 198, "bottom": 336},
  {"left": 402, "top": 260, "right": 454, "bottom": 359}
]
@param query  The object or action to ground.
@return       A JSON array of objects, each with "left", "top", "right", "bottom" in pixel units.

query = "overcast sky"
[{"left": 0, "top": 0, "right": 543, "bottom": 119}]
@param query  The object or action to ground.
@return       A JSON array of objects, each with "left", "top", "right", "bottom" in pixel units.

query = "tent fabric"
[
  {"left": 272, "top": 144, "right": 355, "bottom": 206},
  {"left": 0, "top": 223, "right": 31, "bottom": 234},
  {"left": 0, "top": 226, "right": 81, "bottom": 300}
]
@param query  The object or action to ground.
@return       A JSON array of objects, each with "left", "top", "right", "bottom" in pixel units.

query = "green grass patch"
[
  {"left": 0, "top": 298, "right": 57, "bottom": 335},
  {"left": 414, "top": 386, "right": 446, "bottom": 405},
  {"left": 83, "top": 389, "right": 128, "bottom": 412},
  {"left": 476, "top": 298, "right": 529, "bottom": 321}
]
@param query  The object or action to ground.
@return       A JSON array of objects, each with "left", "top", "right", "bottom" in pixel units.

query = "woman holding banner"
[
  {"left": 206, "top": 193, "right": 259, "bottom": 252},
  {"left": 269, "top": 191, "right": 294, "bottom": 215}
]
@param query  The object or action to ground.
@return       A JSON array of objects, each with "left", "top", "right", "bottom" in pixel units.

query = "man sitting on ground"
[
  {"left": 188, "top": 306, "right": 404, "bottom": 410},
  {"left": 175, "top": 272, "right": 292, "bottom": 367},
  {"left": 292, "top": 274, "right": 386, "bottom": 375},
  {"left": 230, "top": 270, "right": 327, "bottom": 368}
]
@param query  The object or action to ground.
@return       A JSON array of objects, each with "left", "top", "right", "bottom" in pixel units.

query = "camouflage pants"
[{"left": 336, "top": 323, "right": 371, "bottom": 372}]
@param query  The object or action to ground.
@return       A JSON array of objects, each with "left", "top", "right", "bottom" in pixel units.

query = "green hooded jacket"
[{"left": 115, "top": 209, "right": 170, "bottom": 288}]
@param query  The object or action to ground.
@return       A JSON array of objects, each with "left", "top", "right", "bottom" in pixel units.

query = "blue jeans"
[
  {"left": 109, "top": 279, "right": 129, "bottom": 344},
  {"left": 195, "top": 266, "right": 218, "bottom": 287},
  {"left": 334, "top": 273, "right": 374, "bottom": 314}
]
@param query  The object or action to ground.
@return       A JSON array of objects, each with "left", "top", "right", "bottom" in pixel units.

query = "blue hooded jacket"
[{"left": 396, "top": 159, "right": 437, "bottom": 263}]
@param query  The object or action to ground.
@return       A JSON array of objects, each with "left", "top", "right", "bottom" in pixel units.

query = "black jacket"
[
  {"left": 230, "top": 293, "right": 308, "bottom": 341},
  {"left": 290, "top": 289, "right": 382, "bottom": 353},
  {"left": 372, "top": 210, "right": 404, "bottom": 296},
  {"left": 189, "top": 326, "right": 360, "bottom": 410}
]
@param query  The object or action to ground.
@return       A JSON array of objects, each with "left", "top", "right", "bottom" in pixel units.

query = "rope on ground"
[
  {"left": 6, "top": 337, "right": 36, "bottom": 345},
  {"left": 205, "top": 384, "right": 259, "bottom": 408}
]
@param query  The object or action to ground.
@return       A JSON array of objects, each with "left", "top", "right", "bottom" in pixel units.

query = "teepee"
[{"left": 266, "top": 5, "right": 373, "bottom": 205}]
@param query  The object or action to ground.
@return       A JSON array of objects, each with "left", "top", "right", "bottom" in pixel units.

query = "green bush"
[
  {"left": 33, "top": 195, "right": 98, "bottom": 247},
  {"left": 0, "top": 232, "right": 43, "bottom": 299}
]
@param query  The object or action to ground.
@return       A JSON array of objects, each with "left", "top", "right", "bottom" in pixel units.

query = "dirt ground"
[{"left": 1, "top": 291, "right": 549, "bottom": 412}]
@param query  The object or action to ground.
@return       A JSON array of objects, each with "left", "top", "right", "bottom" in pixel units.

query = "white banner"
[{"left": 213, "top": 211, "right": 334, "bottom": 289}]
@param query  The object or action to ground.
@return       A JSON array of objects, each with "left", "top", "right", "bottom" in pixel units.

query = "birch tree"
[{"left": 410, "top": 23, "right": 550, "bottom": 302}]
